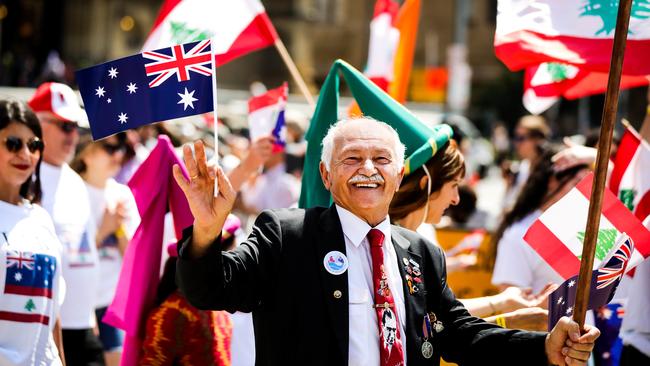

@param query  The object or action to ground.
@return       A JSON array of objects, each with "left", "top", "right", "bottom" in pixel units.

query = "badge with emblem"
[
  {"left": 428, "top": 312, "right": 444, "bottom": 333},
  {"left": 323, "top": 251, "right": 348, "bottom": 275}
]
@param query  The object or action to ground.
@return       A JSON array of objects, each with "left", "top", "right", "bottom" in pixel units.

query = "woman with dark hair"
[
  {"left": 491, "top": 146, "right": 591, "bottom": 293},
  {"left": 389, "top": 138, "right": 553, "bottom": 331},
  {"left": 0, "top": 100, "right": 66, "bottom": 365}
]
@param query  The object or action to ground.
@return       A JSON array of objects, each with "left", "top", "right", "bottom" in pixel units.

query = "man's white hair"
[{"left": 320, "top": 117, "right": 406, "bottom": 171}]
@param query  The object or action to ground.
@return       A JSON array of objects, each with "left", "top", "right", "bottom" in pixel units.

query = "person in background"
[
  {"left": 389, "top": 138, "right": 552, "bottom": 331},
  {"left": 29, "top": 82, "right": 105, "bottom": 366},
  {"left": 502, "top": 115, "right": 551, "bottom": 210},
  {"left": 0, "top": 99, "right": 65, "bottom": 365},
  {"left": 70, "top": 132, "right": 140, "bottom": 366}
]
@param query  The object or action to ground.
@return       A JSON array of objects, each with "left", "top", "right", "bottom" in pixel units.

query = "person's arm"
[
  {"left": 461, "top": 285, "right": 557, "bottom": 317},
  {"left": 484, "top": 307, "right": 548, "bottom": 331},
  {"left": 53, "top": 317, "right": 65, "bottom": 366},
  {"left": 227, "top": 136, "right": 275, "bottom": 192},
  {"left": 173, "top": 140, "right": 281, "bottom": 312}
]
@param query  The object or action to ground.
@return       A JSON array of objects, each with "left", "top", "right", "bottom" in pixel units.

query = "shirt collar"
[{"left": 335, "top": 205, "right": 391, "bottom": 248}]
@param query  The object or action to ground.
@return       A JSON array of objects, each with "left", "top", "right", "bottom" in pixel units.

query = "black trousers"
[
  {"left": 619, "top": 344, "right": 650, "bottom": 366},
  {"left": 61, "top": 328, "right": 106, "bottom": 366}
]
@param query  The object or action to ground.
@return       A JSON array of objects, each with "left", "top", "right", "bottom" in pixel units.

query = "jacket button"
[{"left": 333, "top": 290, "right": 342, "bottom": 299}]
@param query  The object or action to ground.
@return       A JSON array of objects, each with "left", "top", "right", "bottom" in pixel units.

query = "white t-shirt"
[
  {"left": 40, "top": 162, "right": 99, "bottom": 329},
  {"left": 0, "top": 199, "right": 64, "bottom": 366},
  {"left": 619, "top": 216, "right": 650, "bottom": 357},
  {"left": 492, "top": 210, "right": 564, "bottom": 293},
  {"left": 85, "top": 178, "right": 140, "bottom": 308}
]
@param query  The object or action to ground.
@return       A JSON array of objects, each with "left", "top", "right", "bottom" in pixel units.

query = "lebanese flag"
[
  {"left": 143, "top": 0, "right": 278, "bottom": 66},
  {"left": 524, "top": 173, "right": 650, "bottom": 280},
  {"left": 523, "top": 62, "right": 650, "bottom": 114},
  {"left": 365, "top": 0, "right": 401, "bottom": 91},
  {"left": 248, "top": 83, "right": 287, "bottom": 151},
  {"left": 495, "top": 0, "right": 650, "bottom": 75},
  {"left": 609, "top": 125, "right": 650, "bottom": 222}
]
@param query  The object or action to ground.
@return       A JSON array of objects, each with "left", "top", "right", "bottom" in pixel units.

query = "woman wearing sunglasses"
[
  {"left": 0, "top": 100, "right": 66, "bottom": 365},
  {"left": 70, "top": 133, "right": 140, "bottom": 366}
]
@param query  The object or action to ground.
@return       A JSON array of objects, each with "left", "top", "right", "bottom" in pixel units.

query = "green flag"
[{"left": 299, "top": 59, "right": 452, "bottom": 208}]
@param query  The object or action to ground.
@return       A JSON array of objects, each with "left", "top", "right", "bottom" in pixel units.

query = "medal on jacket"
[
  {"left": 428, "top": 312, "right": 444, "bottom": 333},
  {"left": 421, "top": 314, "right": 434, "bottom": 359}
]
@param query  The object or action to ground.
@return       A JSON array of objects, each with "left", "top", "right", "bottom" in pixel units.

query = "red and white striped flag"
[
  {"left": 524, "top": 173, "right": 650, "bottom": 280},
  {"left": 495, "top": 1, "right": 650, "bottom": 75},
  {"left": 365, "top": 0, "right": 401, "bottom": 91},
  {"left": 248, "top": 83, "right": 287, "bottom": 151},
  {"left": 610, "top": 126, "right": 650, "bottom": 222},
  {"left": 143, "top": 0, "right": 278, "bottom": 66},
  {"left": 522, "top": 62, "right": 650, "bottom": 114}
]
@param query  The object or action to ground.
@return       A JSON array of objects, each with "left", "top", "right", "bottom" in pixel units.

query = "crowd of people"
[{"left": 0, "top": 80, "right": 648, "bottom": 366}]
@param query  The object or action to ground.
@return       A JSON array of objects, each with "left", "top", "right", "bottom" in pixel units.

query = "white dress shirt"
[{"left": 336, "top": 205, "right": 408, "bottom": 366}]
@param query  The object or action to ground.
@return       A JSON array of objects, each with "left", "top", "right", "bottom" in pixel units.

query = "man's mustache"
[{"left": 348, "top": 174, "right": 384, "bottom": 184}]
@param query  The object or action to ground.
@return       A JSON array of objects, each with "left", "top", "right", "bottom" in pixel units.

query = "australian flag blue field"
[{"left": 76, "top": 40, "right": 215, "bottom": 140}]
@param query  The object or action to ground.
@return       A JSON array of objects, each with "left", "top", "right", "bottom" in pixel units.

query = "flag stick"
[
  {"left": 211, "top": 39, "right": 219, "bottom": 196},
  {"left": 274, "top": 38, "right": 316, "bottom": 109},
  {"left": 573, "top": 0, "right": 633, "bottom": 331}
]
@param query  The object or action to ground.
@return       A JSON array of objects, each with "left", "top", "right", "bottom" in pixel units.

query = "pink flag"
[{"left": 103, "top": 135, "right": 193, "bottom": 366}]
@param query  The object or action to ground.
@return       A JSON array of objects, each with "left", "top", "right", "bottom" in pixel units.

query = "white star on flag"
[
  {"left": 557, "top": 296, "right": 563, "bottom": 305},
  {"left": 118, "top": 112, "right": 129, "bottom": 124},
  {"left": 107, "top": 98, "right": 112, "bottom": 104},
  {"left": 108, "top": 67, "right": 119, "bottom": 79},
  {"left": 14, "top": 272, "right": 22, "bottom": 282},
  {"left": 566, "top": 306, "right": 573, "bottom": 315},
  {"left": 568, "top": 280, "right": 576, "bottom": 288},
  {"left": 177, "top": 88, "right": 198, "bottom": 110},
  {"left": 95, "top": 86, "right": 105, "bottom": 98},
  {"left": 127, "top": 82, "right": 138, "bottom": 94}
]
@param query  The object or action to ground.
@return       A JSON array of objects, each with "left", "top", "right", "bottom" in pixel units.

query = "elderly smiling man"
[{"left": 173, "top": 118, "right": 599, "bottom": 366}]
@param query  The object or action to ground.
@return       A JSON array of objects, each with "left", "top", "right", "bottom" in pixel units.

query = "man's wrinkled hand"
[{"left": 545, "top": 317, "right": 600, "bottom": 366}]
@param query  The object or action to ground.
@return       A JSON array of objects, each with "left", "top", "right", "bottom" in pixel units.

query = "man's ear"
[
  {"left": 319, "top": 161, "right": 331, "bottom": 191},
  {"left": 395, "top": 165, "right": 405, "bottom": 192}
]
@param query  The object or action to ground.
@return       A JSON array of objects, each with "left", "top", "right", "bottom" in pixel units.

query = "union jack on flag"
[
  {"left": 596, "top": 237, "right": 633, "bottom": 290},
  {"left": 548, "top": 235, "right": 634, "bottom": 330},
  {"left": 6, "top": 250, "right": 35, "bottom": 270},
  {"left": 143, "top": 39, "right": 213, "bottom": 88}
]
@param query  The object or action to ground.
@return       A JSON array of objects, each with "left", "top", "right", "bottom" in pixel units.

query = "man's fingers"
[
  {"left": 562, "top": 346, "right": 591, "bottom": 362},
  {"left": 564, "top": 339, "right": 593, "bottom": 352},
  {"left": 194, "top": 140, "right": 209, "bottom": 178},
  {"left": 560, "top": 317, "right": 581, "bottom": 342},
  {"left": 183, "top": 144, "right": 199, "bottom": 179},
  {"left": 565, "top": 356, "right": 586, "bottom": 366},
  {"left": 215, "top": 165, "right": 235, "bottom": 200},
  {"left": 172, "top": 164, "right": 190, "bottom": 195},
  {"left": 578, "top": 326, "right": 600, "bottom": 343}
]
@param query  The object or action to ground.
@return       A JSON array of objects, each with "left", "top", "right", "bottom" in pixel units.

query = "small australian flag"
[
  {"left": 548, "top": 235, "right": 633, "bottom": 331},
  {"left": 76, "top": 40, "right": 215, "bottom": 140}
]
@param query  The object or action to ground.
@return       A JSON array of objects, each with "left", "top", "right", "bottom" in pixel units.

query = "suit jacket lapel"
[
  {"left": 391, "top": 228, "right": 426, "bottom": 354},
  {"left": 316, "top": 205, "right": 349, "bottom": 360}
]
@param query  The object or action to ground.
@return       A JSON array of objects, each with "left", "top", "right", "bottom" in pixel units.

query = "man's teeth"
[{"left": 354, "top": 183, "right": 379, "bottom": 188}]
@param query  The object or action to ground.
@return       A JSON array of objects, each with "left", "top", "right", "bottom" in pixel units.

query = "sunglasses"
[
  {"left": 513, "top": 134, "right": 531, "bottom": 143},
  {"left": 3, "top": 136, "right": 44, "bottom": 154},
  {"left": 43, "top": 119, "right": 78, "bottom": 134},
  {"left": 100, "top": 142, "right": 126, "bottom": 155}
]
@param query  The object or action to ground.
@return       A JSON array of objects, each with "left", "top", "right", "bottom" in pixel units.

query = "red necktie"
[{"left": 367, "top": 228, "right": 405, "bottom": 366}]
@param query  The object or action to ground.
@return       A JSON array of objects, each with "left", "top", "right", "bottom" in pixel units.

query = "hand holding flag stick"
[{"left": 573, "top": 0, "right": 633, "bottom": 332}]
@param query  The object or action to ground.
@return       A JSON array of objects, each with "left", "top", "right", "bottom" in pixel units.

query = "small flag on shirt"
[
  {"left": 76, "top": 39, "right": 215, "bottom": 140},
  {"left": 548, "top": 236, "right": 633, "bottom": 331},
  {"left": 0, "top": 250, "right": 56, "bottom": 325},
  {"left": 248, "top": 82, "right": 287, "bottom": 151}
]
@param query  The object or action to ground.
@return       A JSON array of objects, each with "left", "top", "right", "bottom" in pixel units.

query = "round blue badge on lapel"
[{"left": 323, "top": 251, "right": 348, "bottom": 275}]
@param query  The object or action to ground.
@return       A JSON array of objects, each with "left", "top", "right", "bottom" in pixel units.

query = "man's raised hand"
[{"left": 173, "top": 140, "right": 236, "bottom": 257}]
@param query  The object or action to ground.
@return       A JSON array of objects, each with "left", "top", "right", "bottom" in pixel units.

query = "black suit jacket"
[{"left": 177, "top": 206, "right": 548, "bottom": 365}]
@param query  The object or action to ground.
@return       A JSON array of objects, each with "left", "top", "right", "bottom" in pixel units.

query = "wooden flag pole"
[
  {"left": 274, "top": 38, "right": 316, "bottom": 109},
  {"left": 573, "top": 0, "right": 633, "bottom": 331}
]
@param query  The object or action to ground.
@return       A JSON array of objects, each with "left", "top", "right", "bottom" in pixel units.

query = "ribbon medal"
[{"left": 421, "top": 314, "right": 434, "bottom": 359}]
